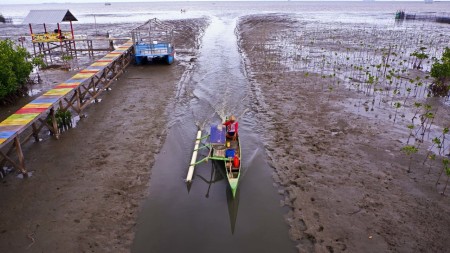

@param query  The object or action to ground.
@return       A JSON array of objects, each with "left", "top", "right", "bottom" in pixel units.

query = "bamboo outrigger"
[{"left": 186, "top": 124, "right": 241, "bottom": 197}]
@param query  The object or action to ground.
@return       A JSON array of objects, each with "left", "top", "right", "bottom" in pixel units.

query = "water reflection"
[
  {"left": 196, "top": 162, "right": 223, "bottom": 199},
  {"left": 132, "top": 13, "right": 296, "bottom": 253},
  {"left": 196, "top": 161, "right": 240, "bottom": 234}
]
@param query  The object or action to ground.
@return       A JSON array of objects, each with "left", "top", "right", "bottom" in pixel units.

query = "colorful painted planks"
[{"left": 0, "top": 41, "right": 133, "bottom": 146}]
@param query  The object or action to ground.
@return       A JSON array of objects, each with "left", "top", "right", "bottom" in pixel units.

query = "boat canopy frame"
[
  {"left": 191, "top": 135, "right": 234, "bottom": 166},
  {"left": 130, "top": 18, "right": 174, "bottom": 47}
]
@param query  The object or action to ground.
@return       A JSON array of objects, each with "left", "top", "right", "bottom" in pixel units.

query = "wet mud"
[
  {"left": 0, "top": 18, "right": 207, "bottom": 253},
  {"left": 131, "top": 15, "right": 296, "bottom": 253},
  {"left": 237, "top": 14, "right": 450, "bottom": 253},
  {"left": 0, "top": 10, "right": 449, "bottom": 253}
]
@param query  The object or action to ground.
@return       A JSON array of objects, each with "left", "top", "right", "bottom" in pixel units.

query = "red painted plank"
[{"left": 16, "top": 108, "right": 48, "bottom": 114}]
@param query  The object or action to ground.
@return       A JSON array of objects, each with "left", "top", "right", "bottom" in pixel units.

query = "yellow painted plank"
[
  {"left": 0, "top": 116, "right": 37, "bottom": 126},
  {"left": 6, "top": 114, "right": 39, "bottom": 120},
  {"left": 0, "top": 119, "right": 33, "bottom": 126},
  {"left": 72, "top": 73, "right": 95, "bottom": 79},
  {"left": 24, "top": 103, "right": 53, "bottom": 108},
  {"left": 44, "top": 88, "right": 73, "bottom": 96},
  {"left": 91, "top": 61, "right": 110, "bottom": 66}
]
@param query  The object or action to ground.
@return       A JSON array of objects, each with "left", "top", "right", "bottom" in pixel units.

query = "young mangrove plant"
[
  {"left": 401, "top": 145, "right": 419, "bottom": 173},
  {"left": 393, "top": 101, "right": 402, "bottom": 123},
  {"left": 55, "top": 108, "right": 72, "bottom": 131},
  {"left": 406, "top": 124, "right": 415, "bottom": 144},
  {"left": 443, "top": 166, "right": 450, "bottom": 195},
  {"left": 47, "top": 108, "right": 73, "bottom": 134},
  {"left": 410, "top": 47, "right": 428, "bottom": 70},
  {"left": 436, "top": 158, "right": 450, "bottom": 195},
  {"left": 426, "top": 153, "right": 437, "bottom": 174}
]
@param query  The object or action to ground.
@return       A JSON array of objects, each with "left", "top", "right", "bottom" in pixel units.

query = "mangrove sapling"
[
  {"left": 414, "top": 104, "right": 432, "bottom": 141},
  {"left": 436, "top": 158, "right": 450, "bottom": 189},
  {"left": 403, "top": 87, "right": 412, "bottom": 106},
  {"left": 383, "top": 45, "right": 392, "bottom": 77},
  {"left": 401, "top": 145, "right": 419, "bottom": 173},
  {"left": 442, "top": 167, "right": 450, "bottom": 195},
  {"left": 391, "top": 88, "right": 400, "bottom": 107},
  {"left": 393, "top": 102, "right": 402, "bottom": 123},
  {"left": 407, "top": 124, "right": 415, "bottom": 144},
  {"left": 61, "top": 54, "right": 73, "bottom": 70},
  {"left": 410, "top": 102, "right": 422, "bottom": 128},
  {"left": 439, "top": 127, "right": 449, "bottom": 156},
  {"left": 413, "top": 79, "right": 423, "bottom": 98},
  {"left": 410, "top": 47, "right": 429, "bottom": 70},
  {"left": 425, "top": 153, "right": 437, "bottom": 174},
  {"left": 419, "top": 111, "right": 435, "bottom": 142},
  {"left": 424, "top": 109, "right": 437, "bottom": 140}
]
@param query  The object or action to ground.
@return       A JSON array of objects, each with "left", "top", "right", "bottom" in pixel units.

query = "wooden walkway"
[{"left": 0, "top": 40, "right": 134, "bottom": 176}]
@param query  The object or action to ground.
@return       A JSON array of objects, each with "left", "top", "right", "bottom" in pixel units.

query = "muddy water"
[{"left": 131, "top": 16, "right": 296, "bottom": 252}]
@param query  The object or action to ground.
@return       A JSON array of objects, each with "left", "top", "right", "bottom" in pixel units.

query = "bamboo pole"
[
  {"left": 186, "top": 130, "right": 202, "bottom": 182},
  {"left": 50, "top": 108, "right": 60, "bottom": 139},
  {"left": 14, "top": 137, "right": 27, "bottom": 176},
  {"left": 31, "top": 122, "right": 40, "bottom": 142}
]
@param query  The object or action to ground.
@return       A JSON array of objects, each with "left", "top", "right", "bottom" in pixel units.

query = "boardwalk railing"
[{"left": 0, "top": 40, "right": 134, "bottom": 176}]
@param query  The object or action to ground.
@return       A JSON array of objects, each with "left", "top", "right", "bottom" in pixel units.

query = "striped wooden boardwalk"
[{"left": 0, "top": 40, "right": 134, "bottom": 176}]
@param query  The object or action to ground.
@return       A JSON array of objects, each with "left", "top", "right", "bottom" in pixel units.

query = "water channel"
[{"left": 131, "top": 15, "right": 296, "bottom": 252}]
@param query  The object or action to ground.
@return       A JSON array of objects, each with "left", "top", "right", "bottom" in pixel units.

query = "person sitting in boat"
[{"left": 223, "top": 115, "right": 238, "bottom": 140}]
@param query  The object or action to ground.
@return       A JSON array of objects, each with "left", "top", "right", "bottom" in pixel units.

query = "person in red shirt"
[{"left": 223, "top": 115, "right": 238, "bottom": 140}]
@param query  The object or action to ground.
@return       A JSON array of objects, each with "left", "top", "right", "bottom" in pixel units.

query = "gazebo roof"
[{"left": 23, "top": 10, "right": 78, "bottom": 24}]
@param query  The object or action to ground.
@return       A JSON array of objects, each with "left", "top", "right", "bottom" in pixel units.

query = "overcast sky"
[
  {"left": 0, "top": 0, "right": 440, "bottom": 4},
  {"left": 4, "top": 0, "right": 292, "bottom": 4},
  {"left": 3, "top": 0, "right": 229, "bottom": 4}
]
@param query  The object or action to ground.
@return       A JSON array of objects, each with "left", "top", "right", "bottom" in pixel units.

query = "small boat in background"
[{"left": 105, "top": 2, "right": 111, "bottom": 6}]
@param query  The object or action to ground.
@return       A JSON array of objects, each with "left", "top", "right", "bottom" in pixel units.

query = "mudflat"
[
  {"left": 238, "top": 14, "right": 450, "bottom": 252},
  {"left": 0, "top": 18, "right": 207, "bottom": 253},
  {"left": 0, "top": 13, "right": 449, "bottom": 253}
]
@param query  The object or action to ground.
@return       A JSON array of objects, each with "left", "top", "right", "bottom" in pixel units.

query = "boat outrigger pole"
[{"left": 186, "top": 130, "right": 202, "bottom": 182}]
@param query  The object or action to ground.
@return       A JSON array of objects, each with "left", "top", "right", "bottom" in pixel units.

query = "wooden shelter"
[{"left": 23, "top": 10, "right": 78, "bottom": 59}]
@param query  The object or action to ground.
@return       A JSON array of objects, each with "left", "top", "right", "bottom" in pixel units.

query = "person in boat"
[{"left": 223, "top": 115, "right": 238, "bottom": 140}]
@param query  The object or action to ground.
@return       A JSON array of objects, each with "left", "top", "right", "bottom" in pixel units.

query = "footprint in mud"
[
  {"left": 298, "top": 218, "right": 307, "bottom": 231},
  {"left": 334, "top": 238, "right": 347, "bottom": 251},
  {"left": 297, "top": 233, "right": 317, "bottom": 253},
  {"left": 313, "top": 211, "right": 320, "bottom": 220},
  {"left": 100, "top": 152, "right": 110, "bottom": 158}
]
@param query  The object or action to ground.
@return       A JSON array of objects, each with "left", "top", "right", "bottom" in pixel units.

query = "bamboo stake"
[{"left": 14, "top": 137, "right": 27, "bottom": 176}]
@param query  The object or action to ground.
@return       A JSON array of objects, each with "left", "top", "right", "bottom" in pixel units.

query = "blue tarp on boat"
[{"left": 210, "top": 124, "right": 226, "bottom": 145}]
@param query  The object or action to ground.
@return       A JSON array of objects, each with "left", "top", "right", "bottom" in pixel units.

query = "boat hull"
[{"left": 210, "top": 133, "right": 241, "bottom": 197}]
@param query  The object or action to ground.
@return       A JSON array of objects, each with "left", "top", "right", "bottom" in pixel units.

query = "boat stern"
[{"left": 229, "top": 178, "right": 239, "bottom": 198}]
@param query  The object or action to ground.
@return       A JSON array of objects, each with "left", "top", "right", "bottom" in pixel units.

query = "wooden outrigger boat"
[{"left": 186, "top": 124, "right": 241, "bottom": 197}]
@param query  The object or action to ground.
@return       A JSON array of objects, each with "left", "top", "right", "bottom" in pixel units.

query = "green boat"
[{"left": 186, "top": 124, "right": 241, "bottom": 197}]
